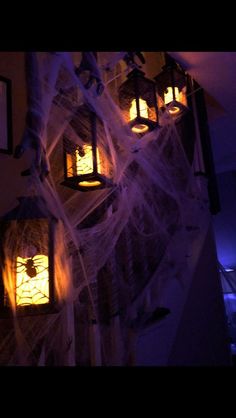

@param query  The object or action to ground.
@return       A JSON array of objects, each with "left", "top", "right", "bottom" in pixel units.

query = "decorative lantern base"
[
  {"left": 162, "top": 100, "right": 188, "bottom": 118},
  {"left": 0, "top": 301, "right": 61, "bottom": 318},
  {"left": 61, "top": 173, "right": 114, "bottom": 192},
  {"left": 129, "top": 117, "right": 159, "bottom": 136}
]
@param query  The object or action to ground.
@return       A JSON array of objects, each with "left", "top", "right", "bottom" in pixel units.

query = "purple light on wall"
[{"left": 213, "top": 170, "right": 236, "bottom": 269}]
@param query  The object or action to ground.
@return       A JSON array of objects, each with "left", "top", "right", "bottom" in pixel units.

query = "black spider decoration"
[{"left": 16, "top": 256, "right": 48, "bottom": 279}]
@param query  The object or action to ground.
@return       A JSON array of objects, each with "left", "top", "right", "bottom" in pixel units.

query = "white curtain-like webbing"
[{"left": 1, "top": 52, "right": 210, "bottom": 365}]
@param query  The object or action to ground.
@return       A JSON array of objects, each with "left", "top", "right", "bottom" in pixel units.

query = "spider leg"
[
  {"left": 33, "top": 284, "right": 49, "bottom": 300},
  {"left": 34, "top": 265, "right": 49, "bottom": 275},
  {"left": 16, "top": 261, "right": 27, "bottom": 267},
  {"left": 16, "top": 266, "right": 27, "bottom": 273},
  {"left": 33, "top": 256, "right": 47, "bottom": 263},
  {"left": 33, "top": 255, "right": 45, "bottom": 260}
]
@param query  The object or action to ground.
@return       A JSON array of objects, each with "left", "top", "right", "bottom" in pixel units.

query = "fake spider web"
[{"left": 0, "top": 52, "right": 210, "bottom": 366}]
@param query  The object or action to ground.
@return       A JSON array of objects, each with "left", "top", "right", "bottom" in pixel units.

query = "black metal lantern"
[
  {"left": 61, "top": 103, "right": 113, "bottom": 191},
  {"left": 118, "top": 68, "right": 159, "bottom": 135},
  {"left": 154, "top": 54, "right": 188, "bottom": 117},
  {"left": 0, "top": 196, "right": 57, "bottom": 315}
]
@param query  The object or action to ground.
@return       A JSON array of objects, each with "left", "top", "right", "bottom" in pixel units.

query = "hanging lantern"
[
  {"left": 154, "top": 54, "right": 188, "bottom": 117},
  {"left": 0, "top": 196, "right": 57, "bottom": 315},
  {"left": 118, "top": 68, "right": 159, "bottom": 135},
  {"left": 61, "top": 103, "right": 113, "bottom": 191}
]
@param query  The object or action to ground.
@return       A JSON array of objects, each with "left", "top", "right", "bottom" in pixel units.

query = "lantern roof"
[
  {"left": 154, "top": 64, "right": 187, "bottom": 92},
  {"left": 1, "top": 196, "right": 55, "bottom": 221},
  {"left": 154, "top": 53, "right": 185, "bottom": 81},
  {"left": 125, "top": 68, "right": 156, "bottom": 85},
  {"left": 127, "top": 68, "right": 146, "bottom": 79},
  {"left": 118, "top": 67, "right": 158, "bottom": 112}
]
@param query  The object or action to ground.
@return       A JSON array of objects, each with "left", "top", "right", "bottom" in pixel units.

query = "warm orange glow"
[
  {"left": 76, "top": 145, "right": 101, "bottom": 175},
  {"left": 179, "top": 87, "right": 188, "bottom": 107},
  {"left": 129, "top": 99, "right": 149, "bottom": 133},
  {"left": 78, "top": 180, "right": 102, "bottom": 188},
  {"left": 130, "top": 98, "right": 148, "bottom": 121},
  {"left": 16, "top": 255, "right": 49, "bottom": 306},
  {"left": 168, "top": 106, "right": 181, "bottom": 115},
  {"left": 163, "top": 86, "right": 187, "bottom": 115},
  {"left": 164, "top": 86, "right": 180, "bottom": 105},
  {"left": 66, "top": 145, "right": 102, "bottom": 179},
  {"left": 66, "top": 153, "right": 73, "bottom": 177},
  {"left": 131, "top": 124, "right": 149, "bottom": 134},
  {"left": 2, "top": 218, "right": 72, "bottom": 311}
]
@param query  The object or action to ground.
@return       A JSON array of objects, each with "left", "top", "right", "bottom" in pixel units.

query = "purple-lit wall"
[
  {"left": 168, "top": 226, "right": 231, "bottom": 365},
  {"left": 135, "top": 225, "right": 231, "bottom": 366},
  {"left": 213, "top": 170, "right": 236, "bottom": 269}
]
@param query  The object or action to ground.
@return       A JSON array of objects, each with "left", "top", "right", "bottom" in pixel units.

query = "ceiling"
[{"left": 169, "top": 52, "right": 236, "bottom": 174}]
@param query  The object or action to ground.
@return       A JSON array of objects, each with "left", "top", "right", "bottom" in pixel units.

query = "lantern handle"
[
  {"left": 163, "top": 52, "right": 186, "bottom": 75},
  {"left": 123, "top": 51, "right": 146, "bottom": 70},
  {"left": 163, "top": 52, "right": 177, "bottom": 68},
  {"left": 75, "top": 52, "right": 104, "bottom": 96}
]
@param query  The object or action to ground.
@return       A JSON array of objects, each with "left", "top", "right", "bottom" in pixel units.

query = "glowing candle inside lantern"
[
  {"left": 76, "top": 145, "right": 102, "bottom": 188},
  {"left": 66, "top": 153, "right": 73, "bottom": 178},
  {"left": 16, "top": 254, "right": 49, "bottom": 306},
  {"left": 164, "top": 86, "right": 181, "bottom": 115},
  {"left": 130, "top": 98, "right": 148, "bottom": 120},
  {"left": 164, "top": 86, "right": 180, "bottom": 104},
  {"left": 129, "top": 98, "right": 149, "bottom": 134}
]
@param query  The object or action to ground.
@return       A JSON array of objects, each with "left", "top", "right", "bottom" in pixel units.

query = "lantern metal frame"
[
  {"left": 118, "top": 68, "right": 159, "bottom": 135},
  {"left": 61, "top": 104, "right": 113, "bottom": 192},
  {"left": 154, "top": 54, "right": 188, "bottom": 117},
  {"left": 0, "top": 196, "right": 58, "bottom": 317}
]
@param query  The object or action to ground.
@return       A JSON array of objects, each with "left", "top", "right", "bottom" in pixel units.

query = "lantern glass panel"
[
  {"left": 129, "top": 98, "right": 149, "bottom": 133},
  {"left": 16, "top": 254, "right": 49, "bottom": 306},
  {"left": 62, "top": 104, "right": 113, "bottom": 191},
  {"left": 118, "top": 70, "right": 158, "bottom": 134},
  {"left": 66, "top": 143, "right": 102, "bottom": 184},
  {"left": 2, "top": 218, "right": 50, "bottom": 308},
  {"left": 64, "top": 137, "right": 110, "bottom": 189},
  {"left": 155, "top": 66, "right": 187, "bottom": 116}
]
